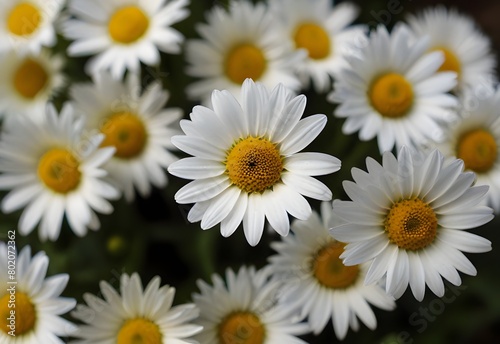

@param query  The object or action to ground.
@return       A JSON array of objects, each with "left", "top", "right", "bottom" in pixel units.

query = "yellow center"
[
  {"left": 385, "top": 198, "right": 438, "bottom": 251},
  {"left": 37, "top": 148, "right": 81, "bottom": 194},
  {"left": 369, "top": 73, "right": 414, "bottom": 118},
  {"left": 117, "top": 318, "right": 162, "bottom": 344},
  {"left": 218, "top": 311, "right": 265, "bottom": 344},
  {"left": 224, "top": 44, "right": 267, "bottom": 84},
  {"left": 293, "top": 22, "right": 331, "bottom": 60},
  {"left": 108, "top": 6, "right": 149, "bottom": 44},
  {"left": 312, "top": 241, "right": 359, "bottom": 289},
  {"left": 434, "top": 47, "right": 461, "bottom": 76},
  {"left": 0, "top": 292, "right": 36, "bottom": 336},
  {"left": 225, "top": 137, "right": 283, "bottom": 193},
  {"left": 12, "top": 58, "right": 48, "bottom": 99},
  {"left": 457, "top": 128, "right": 497, "bottom": 173},
  {"left": 100, "top": 112, "right": 148, "bottom": 159},
  {"left": 7, "top": 2, "right": 41, "bottom": 36}
]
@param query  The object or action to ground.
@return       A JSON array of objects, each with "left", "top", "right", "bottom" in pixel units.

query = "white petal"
[{"left": 243, "top": 193, "right": 265, "bottom": 246}]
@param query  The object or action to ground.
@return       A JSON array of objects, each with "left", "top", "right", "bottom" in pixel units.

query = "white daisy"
[
  {"left": 0, "top": 0, "right": 64, "bottom": 54},
  {"left": 0, "top": 103, "right": 120, "bottom": 241},
  {"left": 328, "top": 24, "right": 458, "bottom": 154},
  {"left": 331, "top": 146, "right": 493, "bottom": 301},
  {"left": 62, "top": 0, "right": 190, "bottom": 79},
  {"left": 269, "top": 0, "right": 366, "bottom": 92},
  {"left": 193, "top": 266, "right": 310, "bottom": 344},
  {"left": 0, "top": 243, "right": 76, "bottom": 343},
  {"left": 168, "top": 79, "right": 341, "bottom": 246},
  {"left": 407, "top": 6, "right": 497, "bottom": 92},
  {"left": 70, "top": 71, "right": 182, "bottom": 202},
  {"left": 71, "top": 272, "right": 202, "bottom": 343},
  {"left": 433, "top": 85, "right": 500, "bottom": 213},
  {"left": 268, "top": 202, "right": 396, "bottom": 340},
  {"left": 185, "top": 0, "right": 304, "bottom": 105},
  {"left": 0, "top": 49, "right": 65, "bottom": 126}
]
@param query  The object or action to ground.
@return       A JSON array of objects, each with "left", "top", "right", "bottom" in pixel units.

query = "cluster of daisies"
[{"left": 0, "top": 0, "right": 498, "bottom": 343}]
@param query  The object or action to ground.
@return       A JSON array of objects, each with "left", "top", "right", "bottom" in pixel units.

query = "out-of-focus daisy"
[
  {"left": 329, "top": 24, "right": 458, "bottom": 153},
  {"left": 0, "top": 244, "right": 76, "bottom": 343},
  {"left": 270, "top": 0, "right": 366, "bottom": 92},
  {"left": 434, "top": 85, "right": 500, "bottom": 213},
  {"left": 62, "top": 0, "right": 190, "bottom": 79},
  {"left": 0, "top": 0, "right": 64, "bottom": 54},
  {"left": 168, "top": 79, "right": 341, "bottom": 246},
  {"left": 70, "top": 72, "right": 182, "bottom": 202},
  {"left": 193, "top": 266, "right": 310, "bottom": 344},
  {"left": 71, "top": 272, "right": 202, "bottom": 343},
  {"left": 268, "top": 202, "right": 396, "bottom": 340},
  {"left": 0, "top": 103, "right": 120, "bottom": 241},
  {"left": 185, "top": 0, "right": 303, "bottom": 105},
  {"left": 332, "top": 146, "right": 493, "bottom": 301},
  {"left": 0, "top": 49, "right": 65, "bottom": 125},
  {"left": 407, "top": 6, "right": 497, "bottom": 91}
]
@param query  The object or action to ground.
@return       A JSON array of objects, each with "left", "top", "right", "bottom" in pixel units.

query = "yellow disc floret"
[
  {"left": 369, "top": 73, "right": 414, "bottom": 118},
  {"left": 117, "top": 318, "right": 162, "bottom": 344},
  {"left": 224, "top": 44, "right": 267, "bottom": 84},
  {"left": 434, "top": 47, "right": 461, "bottom": 76},
  {"left": 293, "top": 22, "right": 331, "bottom": 60},
  {"left": 218, "top": 311, "right": 265, "bottom": 344},
  {"left": 385, "top": 198, "right": 438, "bottom": 251},
  {"left": 226, "top": 137, "right": 283, "bottom": 193},
  {"left": 108, "top": 6, "right": 149, "bottom": 44},
  {"left": 100, "top": 112, "right": 148, "bottom": 159},
  {"left": 457, "top": 128, "right": 497, "bottom": 173},
  {"left": 0, "top": 292, "right": 36, "bottom": 336},
  {"left": 312, "top": 241, "right": 359, "bottom": 289},
  {"left": 37, "top": 148, "right": 81, "bottom": 194},
  {"left": 13, "top": 58, "right": 48, "bottom": 99},
  {"left": 7, "top": 2, "right": 41, "bottom": 36}
]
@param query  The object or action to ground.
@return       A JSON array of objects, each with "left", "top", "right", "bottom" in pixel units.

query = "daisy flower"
[
  {"left": 62, "top": 0, "right": 190, "bottom": 79},
  {"left": 328, "top": 24, "right": 458, "bottom": 153},
  {"left": 70, "top": 71, "right": 182, "bottom": 201},
  {"left": 269, "top": 0, "right": 366, "bottom": 92},
  {"left": 185, "top": 0, "right": 303, "bottom": 105},
  {"left": 0, "top": 49, "right": 65, "bottom": 126},
  {"left": 407, "top": 6, "right": 497, "bottom": 92},
  {"left": 0, "top": 0, "right": 64, "bottom": 54},
  {"left": 0, "top": 243, "right": 76, "bottom": 343},
  {"left": 168, "top": 79, "right": 341, "bottom": 246},
  {"left": 268, "top": 202, "right": 396, "bottom": 340},
  {"left": 0, "top": 103, "right": 120, "bottom": 241},
  {"left": 193, "top": 266, "right": 310, "bottom": 344},
  {"left": 331, "top": 146, "right": 493, "bottom": 301},
  {"left": 433, "top": 85, "right": 500, "bottom": 213},
  {"left": 71, "top": 272, "right": 202, "bottom": 343}
]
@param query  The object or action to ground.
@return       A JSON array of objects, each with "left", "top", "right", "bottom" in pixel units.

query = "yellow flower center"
[
  {"left": 7, "top": 2, "right": 41, "bottom": 36},
  {"left": 385, "top": 198, "right": 438, "bottom": 251},
  {"left": 224, "top": 44, "right": 267, "bottom": 84},
  {"left": 369, "top": 73, "right": 414, "bottom": 118},
  {"left": 457, "top": 128, "right": 497, "bottom": 173},
  {"left": 37, "top": 148, "right": 81, "bottom": 194},
  {"left": 312, "top": 241, "right": 359, "bottom": 289},
  {"left": 434, "top": 47, "right": 461, "bottom": 76},
  {"left": 293, "top": 22, "right": 331, "bottom": 60},
  {"left": 225, "top": 137, "right": 283, "bottom": 193},
  {"left": 108, "top": 6, "right": 149, "bottom": 44},
  {"left": 218, "top": 311, "right": 265, "bottom": 344},
  {"left": 117, "top": 318, "right": 162, "bottom": 344},
  {"left": 12, "top": 58, "right": 48, "bottom": 99},
  {"left": 0, "top": 291, "right": 36, "bottom": 336},
  {"left": 100, "top": 112, "right": 148, "bottom": 159}
]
